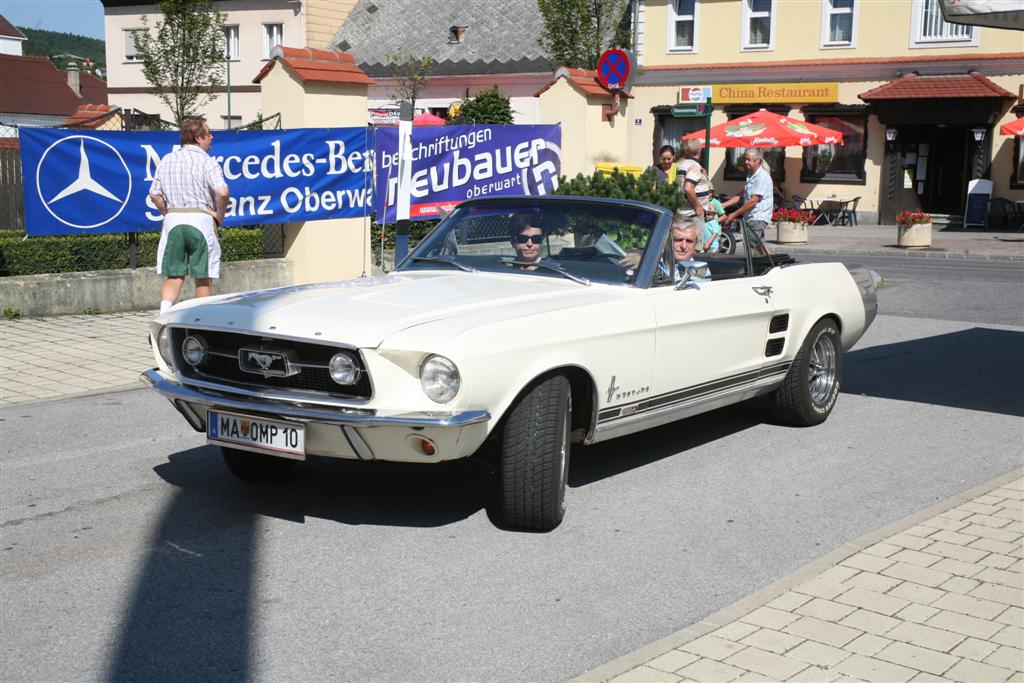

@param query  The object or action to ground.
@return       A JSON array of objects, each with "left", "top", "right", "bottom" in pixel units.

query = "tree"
[
  {"left": 133, "top": 0, "right": 227, "bottom": 126},
  {"left": 450, "top": 87, "right": 514, "bottom": 124},
  {"left": 537, "top": 0, "right": 633, "bottom": 70},
  {"left": 386, "top": 53, "right": 435, "bottom": 112}
]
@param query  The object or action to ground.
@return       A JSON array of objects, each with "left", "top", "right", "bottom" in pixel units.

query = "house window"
[
  {"left": 722, "top": 107, "right": 786, "bottom": 182},
  {"left": 911, "top": 0, "right": 976, "bottom": 46},
  {"left": 821, "top": 0, "right": 856, "bottom": 48},
  {"left": 124, "top": 29, "right": 145, "bottom": 62},
  {"left": 263, "top": 23, "right": 283, "bottom": 58},
  {"left": 221, "top": 114, "right": 242, "bottom": 130},
  {"left": 223, "top": 25, "right": 239, "bottom": 60},
  {"left": 668, "top": 0, "right": 698, "bottom": 52},
  {"left": 800, "top": 109, "right": 868, "bottom": 184},
  {"left": 742, "top": 0, "right": 775, "bottom": 50},
  {"left": 654, "top": 111, "right": 704, "bottom": 164}
]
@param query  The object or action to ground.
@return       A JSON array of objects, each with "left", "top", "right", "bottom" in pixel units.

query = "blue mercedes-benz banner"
[{"left": 19, "top": 127, "right": 373, "bottom": 236}]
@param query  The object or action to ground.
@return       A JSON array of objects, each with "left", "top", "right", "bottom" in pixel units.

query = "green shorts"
[{"left": 156, "top": 213, "right": 220, "bottom": 278}]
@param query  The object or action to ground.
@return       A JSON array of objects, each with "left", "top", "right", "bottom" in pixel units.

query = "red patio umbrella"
[
  {"left": 681, "top": 108, "right": 844, "bottom": 148},
  {"left": 413, "top": 112, "right": 446, "bottom": 126},
  {"left": 999, "top": 116, "right": 1024, "bottom": 136}
]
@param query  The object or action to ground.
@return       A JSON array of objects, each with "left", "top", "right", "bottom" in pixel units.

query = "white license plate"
[{"left": 207, "top": 410, "right": 305, "bottom": 457}]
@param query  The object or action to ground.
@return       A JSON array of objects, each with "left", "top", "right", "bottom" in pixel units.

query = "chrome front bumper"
[{"left": 140, "top": 368, "right": 491, "bottom": 429}]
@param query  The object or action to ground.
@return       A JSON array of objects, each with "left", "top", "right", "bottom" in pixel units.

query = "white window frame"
[
  {"left": 262, "top": 22, "right": 284, "bottom": 59},
  {"left": 909, "top": 0, "right": 978, "bottom": 47},
  {"left": 223, "top": 24, "right": 240, "bottom": 61},
  {"left": 666, "top": 0, "right": 699, "bottom": 53},
  {"left": 741, "top": 0, "right": 776, "bottom": 51},
  {"left": 123, "top": 29, "right": 145, "bottom": 62},
  {"left": 820, "top": 0, "right": 857, "bottom": 49}
]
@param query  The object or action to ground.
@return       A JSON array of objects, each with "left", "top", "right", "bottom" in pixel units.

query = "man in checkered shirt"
[{"left": 149, "top": 116, "right": 230, "bottom": 314}]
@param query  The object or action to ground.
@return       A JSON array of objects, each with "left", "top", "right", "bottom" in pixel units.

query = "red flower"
[{"left": 895, "top": 210, "right": 932, "bottom": 226}]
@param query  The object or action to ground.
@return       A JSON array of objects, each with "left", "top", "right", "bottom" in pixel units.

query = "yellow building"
[{"left": 547, "top": 0, "right": 1024, "bottom": 226}]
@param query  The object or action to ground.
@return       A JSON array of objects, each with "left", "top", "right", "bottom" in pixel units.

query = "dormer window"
[{"left": 448, "top": 26, "right": 467, "bottom": 43}]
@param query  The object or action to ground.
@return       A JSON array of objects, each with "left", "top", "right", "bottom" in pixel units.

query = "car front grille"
[{"left": 170, "top": 328, "right": 371, "bottom": 399}]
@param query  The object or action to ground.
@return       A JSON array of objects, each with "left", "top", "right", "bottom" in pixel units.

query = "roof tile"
[
  {"left": 0, "top": 54, "right": 105, "bottom": 116},
  {"left": 641, "top": 52, "right": 1024, "bottom": 74},
  {"left": 534, "top": 67, "right": 631, "bottom": 100},
  {"left": 858, "top": 71, "right": 1015, "bottom": 100},
  {"left": 253, "top": 46, "right": 373, "bottom": 86},
  {"left": 62, "top": 103, "right": 118, "bottom": 127},
  {"left": 0, "top": 14, "right": 27, "bottom": 40}
]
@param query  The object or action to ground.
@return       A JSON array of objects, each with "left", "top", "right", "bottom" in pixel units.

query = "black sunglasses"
[{"left": 515, "top": 234, "right": 543, "bottom": 245}]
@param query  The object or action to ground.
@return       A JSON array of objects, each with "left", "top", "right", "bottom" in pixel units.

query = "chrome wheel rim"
[{"left": 808, "top": 331, "right": 838, "bottom": 406}]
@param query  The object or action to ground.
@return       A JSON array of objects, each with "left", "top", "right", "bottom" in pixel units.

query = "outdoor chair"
[
  {"left": 837, "top": 197, "right": 861, "bottom": 226},
  {"left": 791, "top": 194, "right": 815, "bottom": 211}
]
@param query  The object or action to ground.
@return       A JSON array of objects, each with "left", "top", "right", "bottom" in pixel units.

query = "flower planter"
[
  {"left": 897, "top": 222, "right": 932, "bottom": 248},
  {"left": 776, "top": 221, "right": 808, "bottom": 244}
]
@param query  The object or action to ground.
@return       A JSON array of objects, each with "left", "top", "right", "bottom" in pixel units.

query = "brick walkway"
[
  {"left": 576, "top": 473, "right": 1024, "bottom": 683},
  {"left": 0, "top": 311, "right": 155, "bottom": 405}
]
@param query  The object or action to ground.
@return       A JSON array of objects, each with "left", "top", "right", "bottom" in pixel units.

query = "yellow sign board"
[{"left": 711, "top": 82, "right": 838, "bottom": 103}]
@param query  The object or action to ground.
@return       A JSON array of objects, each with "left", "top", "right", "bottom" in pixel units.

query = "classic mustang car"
[{"left": 143, "top": 196, "right": 877, "bottom": 530}]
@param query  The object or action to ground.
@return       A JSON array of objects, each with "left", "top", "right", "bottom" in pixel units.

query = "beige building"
[
  {"left": 101, "top": 0, "right": 356, "bottom": 128},
  {"left": 539, "top": 0, "right": 1024, "bottom": 225}
]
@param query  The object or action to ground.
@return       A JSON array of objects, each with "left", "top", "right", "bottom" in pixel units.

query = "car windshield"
[{"left": 398, "top": 198, "right": 664, "bottom": 286}]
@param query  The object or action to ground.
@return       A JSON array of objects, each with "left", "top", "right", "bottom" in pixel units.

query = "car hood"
[{"left": 166, "top": 271, "right": 618, "bottom": 348}]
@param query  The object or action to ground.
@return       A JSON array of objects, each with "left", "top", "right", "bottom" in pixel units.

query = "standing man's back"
[{"left": 149, "top": 117, "right": 229, "bottom": 314}]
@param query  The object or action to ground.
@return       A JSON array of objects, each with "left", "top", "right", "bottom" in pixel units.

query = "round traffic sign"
[{"left": 597, "top": 48, "right": 635, "bottom": 91}]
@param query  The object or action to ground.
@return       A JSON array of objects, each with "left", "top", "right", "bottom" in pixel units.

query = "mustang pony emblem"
[
  {"left": 606, "top": 375, "right": 620, "bottom": 403},
  {"left": 238, "top": 347, "right": 297, "bottom": 377},
  {"left": 248, "top": 351, "right": 278, "bottom": 371}
]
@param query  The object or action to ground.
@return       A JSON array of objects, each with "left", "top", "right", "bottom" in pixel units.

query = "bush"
[
  {"left": 0, "top": 227, "right": 269, "bottom": 277},
  {"left": 370, "top": 219, "right": 438, "bottom": 263},
  {"left": 554, "top": 167, "right": 684, "bottom": 213}
]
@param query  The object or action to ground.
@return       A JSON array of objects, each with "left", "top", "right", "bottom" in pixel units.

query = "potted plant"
[
  {"left": 896, "top": 210, "right": 933, "bottom": 248},
  {"left": 773, "top": 207, "right": 814, "bottom": 244}
]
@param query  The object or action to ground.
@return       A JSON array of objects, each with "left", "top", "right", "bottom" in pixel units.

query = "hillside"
[{"left": 18, "top": 26, "right": 106, "bottom": 75}]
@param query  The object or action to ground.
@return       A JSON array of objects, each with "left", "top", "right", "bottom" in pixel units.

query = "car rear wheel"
[
  {"left": 222, "top": 446, "right": 297, "bottom": 481},
  {"left": 772, "top": 318, "right": 842, "bottom": 426},
  {"left": 500, "top": 375, "right": 571, "bottom": 531}
]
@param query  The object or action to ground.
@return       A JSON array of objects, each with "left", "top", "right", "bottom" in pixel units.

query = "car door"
[{"left": 649, "top": 229, "right": 778, "bottom": 413}]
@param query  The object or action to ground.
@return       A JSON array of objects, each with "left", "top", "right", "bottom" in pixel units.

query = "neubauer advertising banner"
[
  {"left": 19, "top": 127, "right": 372, "bottom": 236},
  {"left": 374, "top": 124, "right": 561, "bottom": 223}
]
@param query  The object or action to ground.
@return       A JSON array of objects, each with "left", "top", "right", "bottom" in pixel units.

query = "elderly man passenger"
[
  {"left": 618, "top": 217, "right": 711, "bottom": 284},
  {"left": 721, "top": 147, "right": 773, "bottom": 242}
]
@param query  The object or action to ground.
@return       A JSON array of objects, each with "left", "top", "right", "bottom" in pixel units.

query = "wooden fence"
[{"left": 0, "top": 148, "right": 24, "bottom": 231}]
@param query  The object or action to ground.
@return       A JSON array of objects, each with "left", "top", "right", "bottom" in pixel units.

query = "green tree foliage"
[
  {"left": 386, "top": 53, "right": 435, "bottom": 111},
  {"left": 19, "top": 27, "right": 106, "bottom": 73},
  {"left": 555, "top": 168, "right": 684, "bottom": 213},
  {"left": 132, "top": 0, "right": 227, "bottom": 125},
  {"left": 450, "top": 86, "right": 513, "bottom": 124},
  {"left": 537, "top": 0, "right": 633, "bottom": 70}
]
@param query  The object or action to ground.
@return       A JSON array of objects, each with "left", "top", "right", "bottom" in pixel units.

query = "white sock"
[{"left": 160, "top": 300, "right": 173, "bottom": 314}]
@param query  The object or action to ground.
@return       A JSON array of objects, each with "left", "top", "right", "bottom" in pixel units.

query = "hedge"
[{"left": 0, "top": 227, "right": 265, "bottom": 277}]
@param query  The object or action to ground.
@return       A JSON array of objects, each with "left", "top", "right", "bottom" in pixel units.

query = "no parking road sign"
[{"left": 597, "top": 48, "right": 636, "bottom": 91}]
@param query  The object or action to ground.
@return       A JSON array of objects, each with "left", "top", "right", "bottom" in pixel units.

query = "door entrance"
[{"left": 898, "top": 126, "right": 970, "bottom": 215}]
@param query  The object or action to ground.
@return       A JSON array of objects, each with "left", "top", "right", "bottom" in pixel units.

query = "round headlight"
[
  {"left": 420, "top": 355, "right": 460, "bottom": 403},
  {"left": 181, "top": 335, "right": 208, "bottom": 366},
  {"left": 156, "top": 326, "right": 175, "bottom": 368},
  {"left": 329, "top": 353, "right": 359, "bottom": 385}
]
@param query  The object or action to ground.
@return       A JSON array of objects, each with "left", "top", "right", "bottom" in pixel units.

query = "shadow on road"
[{"left": 844, "top": 327, "right": 1024, "bottom": 417}]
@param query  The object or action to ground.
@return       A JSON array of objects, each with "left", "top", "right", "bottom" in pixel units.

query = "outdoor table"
[{"left": 811, "top": 198, "right": 853, "bottom": 226}]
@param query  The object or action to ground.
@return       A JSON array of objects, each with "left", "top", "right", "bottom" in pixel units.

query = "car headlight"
[
  {"left": 156, "top": 326, "right": 175, "bottom": 368},
  {"left": 329, "top": 353, "right": 360, "bottom": 385},
  {"left": 420, "top": 355, "right": 460, "bottom": 403},
  {"left": 181, "top": 335, "right": 208, "bottom": 366}
]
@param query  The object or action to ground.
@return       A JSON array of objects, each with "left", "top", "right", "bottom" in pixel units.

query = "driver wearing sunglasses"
[{"left": 509, "top": 213, "right": 545, "bottom": 268}]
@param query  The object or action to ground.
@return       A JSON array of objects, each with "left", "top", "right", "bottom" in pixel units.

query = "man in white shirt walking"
[
  {"left": 149, "top": 117, "right": 230, "bottom": 314},
  {"left": 721, "top": 147, "right": 773, "bottom": 241}
]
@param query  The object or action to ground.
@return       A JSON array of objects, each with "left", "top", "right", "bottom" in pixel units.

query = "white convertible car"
[{"left": 143, "top": 196, "right": 877, "bottom": 530}]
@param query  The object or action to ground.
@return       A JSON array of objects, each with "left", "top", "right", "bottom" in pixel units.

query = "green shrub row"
[
  {"left": 555, "top": 167, "right": 685, "bottom": 213},
  {"left": 0, "top": 227, "right": 265, "bottom": 277}
]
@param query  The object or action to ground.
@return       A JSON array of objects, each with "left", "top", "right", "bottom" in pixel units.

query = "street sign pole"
[
  {"left": 703, "top": 96, "right": 712, "bottom": 171},
  {"left": 395, "top": 100, "right": 413, "bottom": 263}
]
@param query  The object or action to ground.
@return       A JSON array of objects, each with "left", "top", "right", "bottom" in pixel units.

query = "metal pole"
[
  {"left": 394, "top": 100, "right": 413, "bottom": 263},
  {"left": 226, "top": 55, "right": 232, "bottom": 129},
  {"left": 702, "top": 96, "right": 712, "bottom": 171}
]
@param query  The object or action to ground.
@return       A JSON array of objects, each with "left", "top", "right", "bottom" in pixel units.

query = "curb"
[
  {"left": 774, "top": 245, "right": 1024, "bottom": 262},
  {"left": 569, "top": 467, "right": 1024, "bottom": 683},
  {"left": 0, "top": 381, "right": 143, "bottom": 408}
]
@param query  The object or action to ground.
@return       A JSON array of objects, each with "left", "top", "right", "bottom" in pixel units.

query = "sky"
[{"left": 2, "top": 0, "right": 104, "bottom": 39}]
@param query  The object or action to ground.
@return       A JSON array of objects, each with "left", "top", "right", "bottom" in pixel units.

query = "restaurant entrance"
[{"left": 899, "top": 125, "right": 971, "bottom": 216}]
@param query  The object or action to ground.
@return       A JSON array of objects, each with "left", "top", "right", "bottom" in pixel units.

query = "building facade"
[
  {"left": 602, "top": 0, "right": 1023, "bottom": 224},
  {"left": 101, "top": 0, "right": 357, "bottom": 127}
]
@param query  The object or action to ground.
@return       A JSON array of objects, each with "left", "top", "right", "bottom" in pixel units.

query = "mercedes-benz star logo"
[{"left": 35, "top": 135, "right": 132, "bottom": 229}]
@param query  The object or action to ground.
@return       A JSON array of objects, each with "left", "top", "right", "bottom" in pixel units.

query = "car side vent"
[
  {"left": 769, "top": 314, "right": 789, "bottom": 333},
  {"left": 765, "top": 338, "right": 785, "bottom": 357}
]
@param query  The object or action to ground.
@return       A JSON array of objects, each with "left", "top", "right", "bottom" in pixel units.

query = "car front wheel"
[
  {"left": 500, "top": 375, "right": 571, "bottom": 531},
  {"left": 222, "top": 447, "right": 297, "bottom": 481},
  {"left": 771, "top": 318, "right": 843, "bottom": 426}
]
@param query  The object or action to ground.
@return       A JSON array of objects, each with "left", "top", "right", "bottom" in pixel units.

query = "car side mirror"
[{"left": 674, "top": 265, "right": 705, "bottom": 291}]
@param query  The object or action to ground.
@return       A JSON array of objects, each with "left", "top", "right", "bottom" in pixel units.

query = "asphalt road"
[{"left": 2, "top": 257, "right": 1022, "bottom": 682}]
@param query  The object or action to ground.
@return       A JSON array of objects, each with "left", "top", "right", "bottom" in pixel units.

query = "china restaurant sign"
[
  {"left": 19, "top": 124, "right": 561, "bottom": 236},
  {"left": 682, "top": 82, "right": 839, "bottom": 104}
]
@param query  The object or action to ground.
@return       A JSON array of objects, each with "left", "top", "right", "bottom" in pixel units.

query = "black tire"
[
  {"left": 500, "top": 375, "right": 572, "bottom": 531},
  {"left": 222, "top": 446, "right": 297, "bottom": 481},
  {"left": 717, "top": 230, "right": 737, "bottom": 255},
  {"left": 772, "top": 318, "right": 843, "bottom": 426}
]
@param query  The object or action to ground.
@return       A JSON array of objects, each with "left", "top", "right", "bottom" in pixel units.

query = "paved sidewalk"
[
  {"left": 771, "top": 225, "right": 1024, "bottom": 261},
  {"left": 576, "top": 472, "right": 1024, "bottom": 683}
]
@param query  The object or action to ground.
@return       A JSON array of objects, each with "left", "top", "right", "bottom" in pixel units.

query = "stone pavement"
[{"left": 576, "top": 472, "right": 1024, "bottom": 683}]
